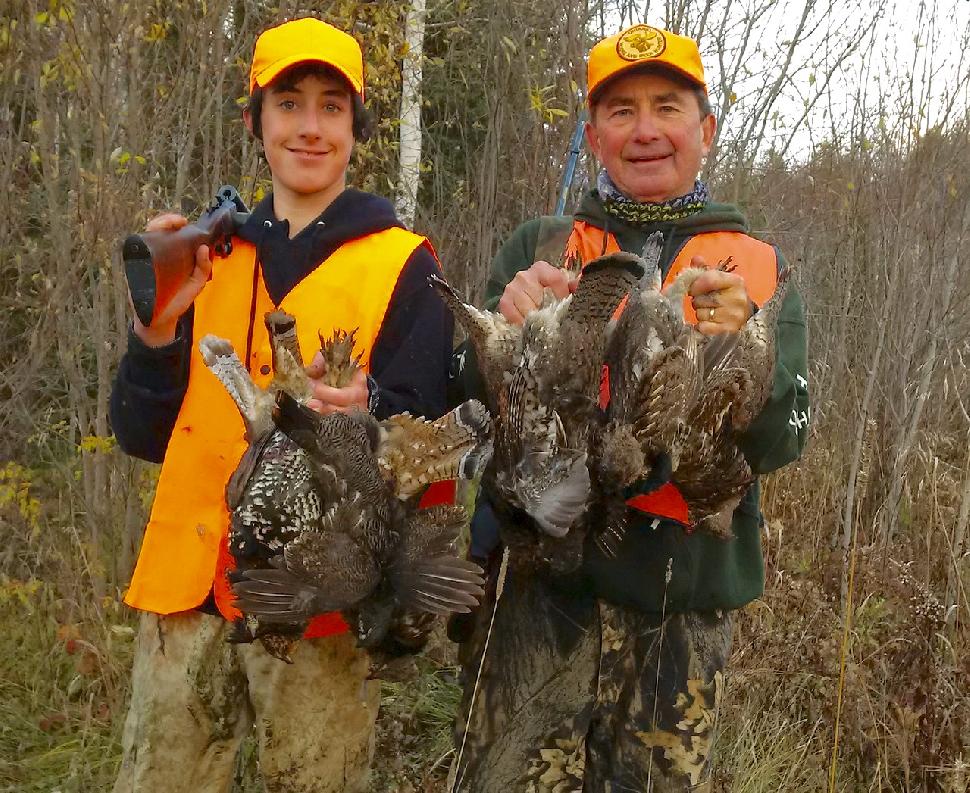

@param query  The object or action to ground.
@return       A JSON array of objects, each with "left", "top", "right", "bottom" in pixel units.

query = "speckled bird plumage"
[
  {"left": 606, "top": 252, "right": 793, "bottom": 538},
  {"left": 434, "top": 236, "right": 792, "bottom": 567},
  {"left": 432, "top": 254, "right": 644, "bottom": 568},
  {"left": 199, "top": 311, "right": 491, "bottom": 663}
]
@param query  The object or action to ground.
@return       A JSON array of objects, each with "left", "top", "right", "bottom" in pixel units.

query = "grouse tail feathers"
[
  {"left": 427, "top": 273, "right": 521, "bottom": 406},
  {"left": 378, "top": 399, "right": 494, "bottom": 499},
  {"left": 231, "top": 565, "right": 332, "bottom": 624},
  {"left": 390, "top": 503, "right": 485, "bottom": 614}
]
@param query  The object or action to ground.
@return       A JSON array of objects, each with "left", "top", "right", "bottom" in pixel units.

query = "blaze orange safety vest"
[
  {"left": 563, "top": 220, "right": 779, "bottom": 526},
  {"left": 124, "top": 227, "right": 434, "bottom": 638}
]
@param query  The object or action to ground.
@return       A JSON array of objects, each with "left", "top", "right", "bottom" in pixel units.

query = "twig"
[{"left": 449, "top": 545, "right": 510, "bottom": 792}]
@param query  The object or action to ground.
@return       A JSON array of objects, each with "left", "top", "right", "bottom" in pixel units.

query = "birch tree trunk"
[{"left": 396, "top": 0, "right": 426, "bottom": 229}]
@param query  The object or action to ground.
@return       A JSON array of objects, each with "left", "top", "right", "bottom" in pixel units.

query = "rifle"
[
  {"left": 554, "top": 111, "right": 587, "bottom": 217},
  {"left": 121, "top": 185, "right": 250, "bottom": 327}
]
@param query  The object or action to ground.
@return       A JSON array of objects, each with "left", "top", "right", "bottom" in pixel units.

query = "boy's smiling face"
[{"left": 249, "top": 71, "right": 356, "bottom": 209}]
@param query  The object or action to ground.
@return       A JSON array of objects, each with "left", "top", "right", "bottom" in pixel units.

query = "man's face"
[
  {"left": 586, "top": 70, "right": 716, "bottom": 203},
  {"left": 249, "top": 72, "right": 355, "bottom": 204}
]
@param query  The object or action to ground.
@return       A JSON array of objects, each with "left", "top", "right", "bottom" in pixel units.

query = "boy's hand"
[
  {"left": 131, "top": 213, "right": 213, "bottom": 348},
  {"left": 306, "top": 365, "right": 369, "bottom": 415},
  {"left": 497, "top": 261, "right": 575, "bottom": 325}
]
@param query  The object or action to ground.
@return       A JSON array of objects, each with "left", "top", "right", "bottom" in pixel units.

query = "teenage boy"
[{"left": 110, "top": 18, "right": 451, "bottom": 793}]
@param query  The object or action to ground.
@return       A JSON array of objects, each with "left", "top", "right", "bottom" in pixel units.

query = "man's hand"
[
  {"left": 131, "top": 213, "right": 213, "bottom": 348},
  {"left": 304, "top": 358, "right": 369, "bottom": 415},
  {"left": 497, "top": 261, "right": 575, "bottom": 325},
  {"left": 686, "top": 255, "right": 753, "bottom": 335}
]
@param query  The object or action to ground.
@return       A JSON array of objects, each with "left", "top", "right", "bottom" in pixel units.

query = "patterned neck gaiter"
[{"left": 597, "top": 169, "right": 710, "bottom": 226}]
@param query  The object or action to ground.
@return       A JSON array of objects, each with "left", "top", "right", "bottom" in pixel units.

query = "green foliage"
[
  {"left": 0, "top": 463, "right": 40, "bottom": 535},
  {"left": 0, "top": 578, "right": 133, "bottom": 792},
  {"left": 381, "top": 660, "right": 462, "bottom": 764}
]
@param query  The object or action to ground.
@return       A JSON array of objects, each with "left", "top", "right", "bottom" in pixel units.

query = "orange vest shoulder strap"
[{"left": 565, "top": 220, "right": 621, "bottom": 265}]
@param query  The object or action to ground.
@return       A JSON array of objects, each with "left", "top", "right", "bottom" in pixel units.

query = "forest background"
[{"left": 0, "top": 0, "right": 968, "bottom": 790}]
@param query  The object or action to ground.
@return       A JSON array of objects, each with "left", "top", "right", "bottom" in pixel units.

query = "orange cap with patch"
[
  {"left": 249, "top": 18, "right": 364, "bottom": 99},
  {"left": 587, "top": 24, "right": 707, "bottom": 104}
]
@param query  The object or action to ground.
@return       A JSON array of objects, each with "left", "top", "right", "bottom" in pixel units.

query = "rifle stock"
[{"left": 122, "top": 185, "right": 249, "bottom": 326}]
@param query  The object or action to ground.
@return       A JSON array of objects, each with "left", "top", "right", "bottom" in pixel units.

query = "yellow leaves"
[
  {"left": 0, "top": 462, "right": 40, "bottom": 532},
  {"left": 39, "top": 59, "right": 59, "bottom": 88},
  {"left": 0, "top": 576, "right": 44, "bottom": 608},
  {"left": 143, "top": 22, "right": 170, "bottom": 43},
  {"left": 109, "top": 149, "right": 147, "bottom": 176},
  {"left": 0, "top": 18, "right": 17, "bottom": 51},
  {"left": 252, "top": 179, "right": 272, "bottom": 204},
  {"left": 79, "top": 435, "right": 117, "bottom": 454},
  {"left": 33, "top": 0, "right": 73, "bottom": 28},
  {"left": 528, "top": 85, "right": 568, "bottom": 124},
  {"left": 37, "top": 41, "right": 83, "bottom": 91}
]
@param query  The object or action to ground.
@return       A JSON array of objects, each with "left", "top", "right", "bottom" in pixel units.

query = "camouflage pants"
[
  {"left": 112, "top": 610, "right": 380, "bottom": 793},
  {"left": 450, "top": 558, "right": 732, "bottom": 792}
]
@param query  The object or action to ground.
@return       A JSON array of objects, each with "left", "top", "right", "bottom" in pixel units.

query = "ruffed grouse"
[
  {"left": 431, "top": 254, "right": 643, "bottom": 569},
  {"left": 433, "top": 238, "right": 792, "bottom": 565},
  {"left": 199, "top": 311, "right": 491, "bottom": 663}
]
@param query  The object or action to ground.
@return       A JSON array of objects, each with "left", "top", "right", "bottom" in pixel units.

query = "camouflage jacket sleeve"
[{"left": 736, "top": 247, "right": 810, "bottom": 475}]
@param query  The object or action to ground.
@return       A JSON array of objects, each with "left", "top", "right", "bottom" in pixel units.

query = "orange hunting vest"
[
  {"left": 563, "top": 220, "right": 779, "bottom": 526},
  {"left": 124, "top": 227, "right": 434, "bottom": 637}
]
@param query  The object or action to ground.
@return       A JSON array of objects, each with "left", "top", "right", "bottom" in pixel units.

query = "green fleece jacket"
[{"left": 464, "top": 190, "right": 810, "bottom": 614}]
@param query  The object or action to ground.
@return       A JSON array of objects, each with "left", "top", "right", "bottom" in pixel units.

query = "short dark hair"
[
  {"left": 246, "top": 62, "right": 374, "bottom": 142},
  {"left": 589, "top": 64, "right": 712, "bottom": 121}
]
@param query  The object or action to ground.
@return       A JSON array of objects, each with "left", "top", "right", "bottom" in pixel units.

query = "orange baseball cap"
[
  {"left": 249, "top": 18, "right": 364, "bottom": 99},
  {"left": 587, "top": 24, "right": 707, "bottom": 104}
]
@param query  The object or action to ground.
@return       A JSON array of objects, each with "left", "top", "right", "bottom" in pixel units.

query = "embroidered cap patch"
[{"left": 616, "top": 24, "right": 667, "bottom": 61}]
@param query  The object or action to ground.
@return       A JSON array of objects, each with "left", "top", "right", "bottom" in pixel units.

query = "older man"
[{"left": 450, "top": 23, "right": 809, "bottom": 792}]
